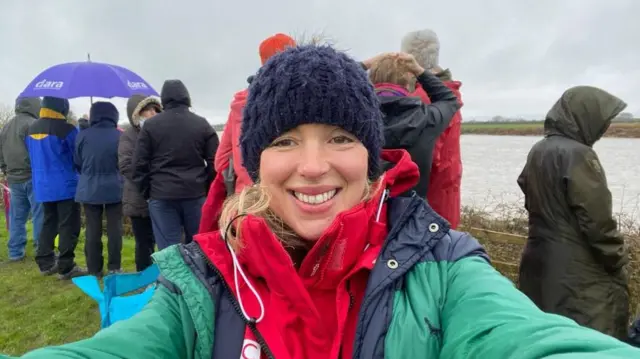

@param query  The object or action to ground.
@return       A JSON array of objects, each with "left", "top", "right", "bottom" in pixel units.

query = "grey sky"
[{"left": 1, "top": 0, "right": 638, "bottom": 123}]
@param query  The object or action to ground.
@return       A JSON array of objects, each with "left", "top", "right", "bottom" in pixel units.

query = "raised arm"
[{"left": 413, "top": 69, "right": 460, "bottom": 135}]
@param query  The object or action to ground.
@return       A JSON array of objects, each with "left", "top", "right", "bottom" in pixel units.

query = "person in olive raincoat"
[{"left": 517, "top": 85, "right": 630, "bottom": 340}]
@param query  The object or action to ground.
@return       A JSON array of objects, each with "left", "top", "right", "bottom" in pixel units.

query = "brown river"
[{"left": 462, "top": 135, "right": 639, "bottom": 220}]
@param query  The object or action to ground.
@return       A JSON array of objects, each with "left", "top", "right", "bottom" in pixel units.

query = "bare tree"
[{"left": 0, "top": 104, "right": 14, "bottom": 129}]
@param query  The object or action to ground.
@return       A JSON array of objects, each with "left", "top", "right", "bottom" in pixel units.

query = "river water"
[
  {"left": 216, "top": 132, "right": 639, "bottom": 220},
  {"left": 462, "top": 135, "right": 640, "bottom": 220}
]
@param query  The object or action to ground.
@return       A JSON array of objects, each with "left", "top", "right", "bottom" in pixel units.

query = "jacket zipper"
[
  {"left": 338, "top": 281, "right": 355, "bottom": 358},
  {"left": 346, "top": 281, "right": 354, "bottom": 310},
  {"left": 194, "top": 245, "right": 277, "bottom": 359}
]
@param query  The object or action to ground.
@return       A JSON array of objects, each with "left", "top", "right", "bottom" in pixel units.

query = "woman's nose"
[{"left": 297, "top": 146, "right": 330, "bottom": 178}]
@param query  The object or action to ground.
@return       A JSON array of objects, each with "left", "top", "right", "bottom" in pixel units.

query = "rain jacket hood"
[
  {"left": 544, "top": 86, "right": 626, "bottom": 147},
  {"left": 160, "top": 80, "right": 191, "bottom": 109},
  {"left": 14, "top": 97, "right": 41, "bottom": 118},
  {"left": 0, "top": 98, "right": 41, "bottom": 183},
  {"left": 126, "top": 95, "right": 162, "bottom": 128},
  {"left": 89, "top": 102, "right": 119, "bottom": 127}
]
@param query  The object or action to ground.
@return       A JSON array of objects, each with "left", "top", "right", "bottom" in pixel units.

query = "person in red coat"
[{"left": 401, "top": 29, "right": 463, "bottom": 229}]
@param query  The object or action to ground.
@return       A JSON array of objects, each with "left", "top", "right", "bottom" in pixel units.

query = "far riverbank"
[{"left": 461, "top": 121, "right": 640, "bottom": 138}]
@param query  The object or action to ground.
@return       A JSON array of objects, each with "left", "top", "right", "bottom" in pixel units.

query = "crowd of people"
[
  {"left": 0, "top": 29, "right": 638, "bottom": 357},
  {"left": 0, "top": 80, "right": 219, "bottom": 279}
]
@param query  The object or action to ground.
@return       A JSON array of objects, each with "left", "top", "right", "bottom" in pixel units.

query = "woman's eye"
[
  {"left": 270, "top": 138, "right": 295, "bottom": 147},
  {"left": 330, "top": 135, "right": 354, "bottom": 144}
]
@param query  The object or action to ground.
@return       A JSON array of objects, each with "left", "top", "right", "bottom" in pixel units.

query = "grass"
[
  {"left": 461, "top": 120, "right": 640, "bottom": 138},
  {"left": 0, "top": 214, "right": 137, "bottom": 356}
]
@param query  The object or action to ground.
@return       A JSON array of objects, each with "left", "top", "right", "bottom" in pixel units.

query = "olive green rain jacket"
[{"left": 517, "top": 85, "right": 630, "bottom": 340}]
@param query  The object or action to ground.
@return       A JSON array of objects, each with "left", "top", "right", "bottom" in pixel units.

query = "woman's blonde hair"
[
  {"left": 219, "top": 179, "right": 379, "bottom": 252},
  {"left": 368, "top": 55, "right": 415, "bottom": 88}
]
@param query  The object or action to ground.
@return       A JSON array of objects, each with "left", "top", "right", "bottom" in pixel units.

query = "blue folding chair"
[{"left": 72, "top": 264, "right": 160, "bottom": 328}]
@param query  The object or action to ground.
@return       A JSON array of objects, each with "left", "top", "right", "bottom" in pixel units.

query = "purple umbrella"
[{"left": 19, "top": 61, "right": 159, "bottom": 99}]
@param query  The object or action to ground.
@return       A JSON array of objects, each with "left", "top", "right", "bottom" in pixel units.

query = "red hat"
[{"left": 259, "top": 33, "right": 296, "bottom": 65}]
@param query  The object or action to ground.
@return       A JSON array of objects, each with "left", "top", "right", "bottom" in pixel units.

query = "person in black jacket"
[
  {"left": 132, "top": 80, "right": 219, "bottom": 250},
  {"left": 365, "top": 52, "right": 460, "bottom": 199}
]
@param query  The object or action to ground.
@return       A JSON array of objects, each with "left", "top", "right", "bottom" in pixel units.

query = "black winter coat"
[{"left": 132, "top": 80, "right": 219, "bottom": 200}]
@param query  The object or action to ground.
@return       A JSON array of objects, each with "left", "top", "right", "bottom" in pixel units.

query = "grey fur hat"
[{"left": 400, "top": 29, "right": 440, "bottom": 70}]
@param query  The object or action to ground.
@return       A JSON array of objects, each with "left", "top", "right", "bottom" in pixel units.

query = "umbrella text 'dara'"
[{"left": 19, "top": 61, "right": 158, "bottom": 99}]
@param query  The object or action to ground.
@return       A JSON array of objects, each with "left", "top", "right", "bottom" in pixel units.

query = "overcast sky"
[{"left": 1, "top": 0, "right": 638, "bottom": 124}]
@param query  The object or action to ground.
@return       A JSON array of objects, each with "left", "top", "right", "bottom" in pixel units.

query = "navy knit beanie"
[
  {"left": 41, "top": 96, "right": 70, "bottom": 117},
  {"left": 240, "top": 45, "right": 383, "bottom": 181}
]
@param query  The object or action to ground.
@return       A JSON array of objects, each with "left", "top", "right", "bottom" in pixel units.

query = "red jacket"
[
  {"left": 214, "top": 89, "right": 253, "bottom": 193},
  {"left": 196, "top": 149, "right": 419, "bottom": 359},
  {"left": 410, "top": 79, "right": 463, "bottom": 229}
]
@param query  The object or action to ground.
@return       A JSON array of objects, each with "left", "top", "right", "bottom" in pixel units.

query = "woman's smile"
[{"left": 289, "top": 187, "right": 341, "bottom": 214}]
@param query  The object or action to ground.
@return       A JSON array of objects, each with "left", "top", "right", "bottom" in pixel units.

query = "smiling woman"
[{"left": 7, "top": 44, "right": 640, "bottom": 359}]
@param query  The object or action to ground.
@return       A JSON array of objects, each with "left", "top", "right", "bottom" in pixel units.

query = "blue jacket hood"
[{"left": 89, "top": 102, "right": 119, "bottom": 127}]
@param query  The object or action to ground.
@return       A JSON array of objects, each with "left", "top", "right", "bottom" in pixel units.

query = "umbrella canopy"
[{"left": 19, "top": 61, "right": 159, "bottom": 99}]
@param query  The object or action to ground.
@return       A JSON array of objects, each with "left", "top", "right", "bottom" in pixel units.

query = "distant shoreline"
[
  {"left": 212, "top": 122, "right": 640, "bottom": 139},
  {"left": 460, "top": 121, "right": 640, "bottom": 139}
]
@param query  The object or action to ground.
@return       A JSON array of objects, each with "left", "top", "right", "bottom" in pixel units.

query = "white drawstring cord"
[
  {"left": 222, "top": 221, "right": 265, "bottom": 324},
  {"left": 375, "top": 189, "right": 389, "bottom": 223},
  {"left": 365, "top": 188, "right": 389, "bottom": 252}
]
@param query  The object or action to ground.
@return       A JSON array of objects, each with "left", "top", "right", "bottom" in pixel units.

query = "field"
[
  {"left": 1, "top": 204, "right": 639, "bottom": 355},
  {"left": 0, "top": 215, "right": 137, "bottom": 356},
  {"left": 461, "top": 121, "right": 640, "bottom": 138}
]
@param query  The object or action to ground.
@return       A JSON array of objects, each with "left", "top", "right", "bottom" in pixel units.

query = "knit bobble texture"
[{"left": 240, "top": 45, "right": 383, "bottom": 182}]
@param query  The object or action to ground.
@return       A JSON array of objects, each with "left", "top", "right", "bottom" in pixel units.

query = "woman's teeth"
[{"left": 293, "top": 189, "right": 337, "bottom": 205}]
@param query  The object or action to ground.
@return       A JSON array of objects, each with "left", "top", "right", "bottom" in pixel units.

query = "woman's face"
[
  {"left": 259, "top": 124, "right": 369, "bottom": 241},
  {"left": 140, "top": 106, "right": 158, "bottom": 119}
]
